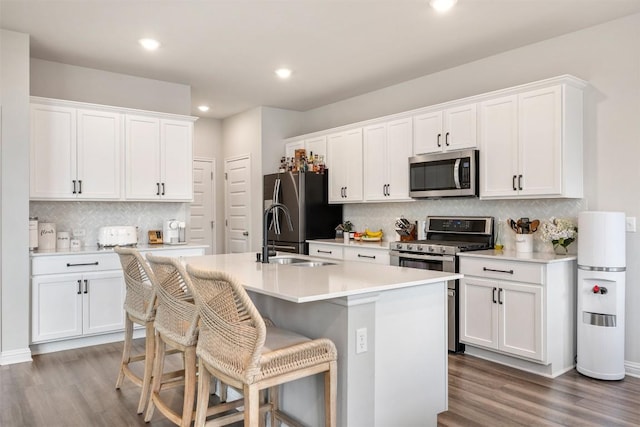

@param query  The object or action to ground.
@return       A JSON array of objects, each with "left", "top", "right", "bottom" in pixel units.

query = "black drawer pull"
[
  {"left": 357, "top": 254, "right": 376, "bottom": 259},
  {"left": 483, "top": 267, "right": 513, "bottom": 274},
  {"left": 317, "top": 250, "right": 332, "bottom": 255},
  {"left": 67, "top": 262, "right": 99, "bottom": 267}
]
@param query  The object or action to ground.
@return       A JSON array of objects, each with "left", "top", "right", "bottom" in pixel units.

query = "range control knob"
[
  {"left": 406, "top": 244, "right": 413, "bottom": 251},
  {"left": 440, "top": 247, "right": 447, "bottom": 254},
  {"left": 416, "top": 245, "right": 423, "bottom": 251},
  {"left": 428, "top": 246, "right": 435, "bottom": 253}
]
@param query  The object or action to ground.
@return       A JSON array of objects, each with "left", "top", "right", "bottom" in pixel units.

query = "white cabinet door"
[
  {"left": 125, "top": 115, "right": 161, "bottom": 200},
  {"left": 444, "top": 104, "right": 477, "bottom": 151},
  {"left": 77, "top": 109, "right": 121, "bottom": 199},
  {"left": 499, "top": 282, "right": 543, "bottom": 361},
  {"left": 518, "top": 86, "right": 562, "bottom": 197},
  {"left": 386, "top": 118, "right": 412, "bottom": 200},
  {"left": 327, "top": 128, "right": 363, "bottom": 203},
  {"left": 363, "top": 123, "right": 387, "bottom": 201},
  {"left": 479, "top": 95, "right": 519, "bottom": 198},
  {"left": 82, "top": 271, "right": 126, "bottom": 335},
  {"left": 161, "top": 119, "right": 193, "bottom": 201},
  {"left": 413, "top": 110, "right": 442, "bottom": 155},
  {"left": 285, "top": 140, "right": 304, "bottom": 160},
  {"left": 32, "top": 274, "right": 83, "bottom": 343},
  {"left": 460, "top": 277, "right": 498, "bottom": 349},
  {"left": 30, "top": 104, "right": 77, "bottom": 199},
  {"left": 305, "top": 136, "right": 327, "bottom": 161}
]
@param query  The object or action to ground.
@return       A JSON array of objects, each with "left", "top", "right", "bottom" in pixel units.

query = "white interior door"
[
  {"left": 190, "top": 159, "right": 215, "bottom": 254},
  {"left": 225, "top": 156, "right": 251, "bottom": 253}
]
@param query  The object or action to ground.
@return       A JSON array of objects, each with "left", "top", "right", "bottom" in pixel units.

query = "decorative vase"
[{"left": 552, "top": 238, "right": 573, "bottom": 255}]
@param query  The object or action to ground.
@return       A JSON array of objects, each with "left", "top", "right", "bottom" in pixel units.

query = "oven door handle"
[{"left": 391, "top": 251, "right": 455, "bottom": 263}]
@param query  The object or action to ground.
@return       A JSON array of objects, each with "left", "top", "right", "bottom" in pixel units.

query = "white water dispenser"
[{"left": 577, "top": 211, "right": 626, "bottom": 380}]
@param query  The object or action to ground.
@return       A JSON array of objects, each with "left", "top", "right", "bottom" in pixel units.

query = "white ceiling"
[{"left": 2, "top": 0, "right": 640, "bottom": 119}]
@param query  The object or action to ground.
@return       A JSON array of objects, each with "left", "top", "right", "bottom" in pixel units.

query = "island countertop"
[{"left": 186, "top": 252, "right": 461, "bottom": 303}]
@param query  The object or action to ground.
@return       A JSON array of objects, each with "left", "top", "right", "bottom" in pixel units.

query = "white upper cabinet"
[
  {"left": 480, "top": 81, "right": 584, "bottom": 199},
  {"left": 327, "top": 128, "right": 363, "bottom": 203},
  {"left": 30, "top": 103, "right": 121, "bottom": 200},
  {"left": 363, "top": 117, "right": 412, "bottom": 201},
  {"left": 284, "top": 136, "right": 327, "bottom": 165},
  {"left": 284, "top": 140, "right": 304, "bottom": 159},
  {"left": 125, "top": 115, "right": 194, "bottom": 201},
  {"left": 413, "top": 103, "right": 477, "bottom": 155}
]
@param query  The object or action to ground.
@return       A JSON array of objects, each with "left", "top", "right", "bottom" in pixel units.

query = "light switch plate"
[{"left": 626, "top": 217, "right": 636, "bottom": 233}]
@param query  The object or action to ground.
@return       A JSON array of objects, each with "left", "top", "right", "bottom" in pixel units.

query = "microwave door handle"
[{"left": 453, "top": 159, "right": 462, "bottom": 189}]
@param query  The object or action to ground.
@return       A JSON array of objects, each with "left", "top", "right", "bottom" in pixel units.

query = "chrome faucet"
[{"left": 262, "top": 202, "right": 293, "bottom": 263}]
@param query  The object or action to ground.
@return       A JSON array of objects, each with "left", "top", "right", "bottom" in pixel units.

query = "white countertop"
[
  {"left": 186, "top": 252, "right": 460, "bottom": 303},
  {"left": 307, "top": 238, "right": 389, "bottom": 250},
  {"left": 457, "top": 249, "right": 577, "bottom": 263},
  {"left": 30, "top": 244, "right": 208, "bottom": 257}
]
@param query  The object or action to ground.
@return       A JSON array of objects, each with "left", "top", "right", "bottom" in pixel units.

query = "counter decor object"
[
  {"left": 539, "top": 217, "right": 578, "bottom": 254},
  {"left": 56, "top": 231, "right": 70, "bottom": 250},
  {"left": 37, "top": 222, "right": 56, "bottom": 250},
  {"left": 507, "top": 217, "right": 539, "bottom": 253},
  {"left": 29, "top": 216, "right": 38, "bottom": 250}
]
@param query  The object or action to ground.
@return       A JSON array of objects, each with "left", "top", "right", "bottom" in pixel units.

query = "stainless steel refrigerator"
[{"left": 263, "top": 171, "right": 343, "bottom": 254}]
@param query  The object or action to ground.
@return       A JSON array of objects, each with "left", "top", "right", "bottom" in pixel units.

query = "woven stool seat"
[{"left": 186, "top": 267, "right": 338, "bottom": 427}]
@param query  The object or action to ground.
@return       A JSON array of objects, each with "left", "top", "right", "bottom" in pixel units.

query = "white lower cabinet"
[
  {"left": 31, "top": 246, "right": 205, "bottom": 346},
  {"left": 458, "top": 253, "right": 576, "bottom": 377},
  {"left": 460, "top": 277, "right": 543, "bottom": 361},
  {"left": 308, "top": 241, "right": 389, "bottom": 265}
]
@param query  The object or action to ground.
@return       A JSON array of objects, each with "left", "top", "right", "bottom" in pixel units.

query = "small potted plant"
[{"left": 340, "top": 221, "right": 353, "bottom": 243}]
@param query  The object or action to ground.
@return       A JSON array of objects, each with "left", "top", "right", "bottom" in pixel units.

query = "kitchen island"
[{"left": 186, "top": 252, "right": 461, "bottom": 427}]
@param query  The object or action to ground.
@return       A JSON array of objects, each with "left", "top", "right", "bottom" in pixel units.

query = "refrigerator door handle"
[{"left": 274, "top": 178, "right": 282, "bottom": 235}]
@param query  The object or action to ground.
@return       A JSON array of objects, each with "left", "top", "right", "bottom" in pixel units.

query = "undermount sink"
[{"left": 269, "top": 256, "right": 335, "bottom": 267}]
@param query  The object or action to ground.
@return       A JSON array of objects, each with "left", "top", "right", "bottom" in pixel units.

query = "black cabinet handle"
[
  {"left": 72, "top": 180, "right": 77, "bottom": 194},
  {"left": 483, "top": 267, "right": 514, "bottom": 275},
  {"left": 67, "top": 262, "right": 99, "bottom": 267},
  {"left": 156, "top": 183, "right": 160, "bottom": 195},
  {"left": 518, "top": 174, "right": 523, "bottom": 191},
  {"left": 357, "top": 254, "right": 376, "bottom": 259},
  {"left": 83, "top": 279, "right": 88, "bottom": 294},
  {"left": 492, "top": 287, "right": 497, "bottom": 304},
  {"left": 78, "top": 180, "right": 82, "bottom": 194},
  {"left": 317, "top": 250, "right": 332, "bottom": 254},
  {"left": 512, "top": 175, "right": 517, "bottom": 191},
  {"left": 498, "top": 288, "right": 504, "bottom": 305},
  {"left": 161, "top": 183, "right": 165, "bottom": 195},
  {"left": 445, "top": 132, "right": 450, "bottom": 146},
  {"left": 437, "top": 133, "right": 441, "bottom": 147},
  {"left": 77, "top": 280, "right": 82, "bottom": 295},
  {"left": 344, "top": 187, "right": 347, "bottom": 198}
]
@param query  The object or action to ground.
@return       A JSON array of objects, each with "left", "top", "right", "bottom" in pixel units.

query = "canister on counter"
[
  {"left": 38, "top": 222, "right": 56, "bottom": 250},
  {"left": 57, "top": 231, "right": 70, "bottom": 250},
  {"left": 29, "top": 217, "right": 39, "bottom": 250}
]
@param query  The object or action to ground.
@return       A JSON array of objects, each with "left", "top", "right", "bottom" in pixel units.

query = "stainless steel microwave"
[{"left": 409, "top": 149, "right": 479, "bottom": 198}]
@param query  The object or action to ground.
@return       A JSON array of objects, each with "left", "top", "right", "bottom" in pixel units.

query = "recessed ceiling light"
[
  {"left": 138, "top": 38, "right": 161, "bottom": 51},
  {"left": 275, "top": 68, "right": 292, "bottom": 79},
  {"left": 430, "top": 0, "right": 457, "bottom": 12},
  {"left": 198, "top": 105, "right": 210, "bottom": 112}
]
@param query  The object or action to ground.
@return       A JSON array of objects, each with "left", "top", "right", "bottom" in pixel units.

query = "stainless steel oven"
[{"left": 389, "top": 216, "right": 494, "bottom": 353}]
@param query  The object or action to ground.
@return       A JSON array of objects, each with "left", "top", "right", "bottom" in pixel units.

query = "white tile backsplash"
[
  {"left": 30, "top": 201, "right": 188, "bottom": 248},
  {"left": 344, "top": 198, "right": 586, "bottom": 253}
]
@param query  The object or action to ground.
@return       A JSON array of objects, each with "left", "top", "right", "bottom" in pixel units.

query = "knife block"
[{"left": 398, "top": 227, "right": 417, "bottom": 241}]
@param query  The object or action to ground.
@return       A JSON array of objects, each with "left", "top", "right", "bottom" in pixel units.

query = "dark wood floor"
[{"left": 1, "top": 339, "right": 639, "bottom": 426}]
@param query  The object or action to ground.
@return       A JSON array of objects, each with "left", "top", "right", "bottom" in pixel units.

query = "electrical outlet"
[
  {"left": 356, "top": 328, "right": 368, "bottom": 354},
  {"left": 626, "top": 217, "right": 636, "bottom": 233}
]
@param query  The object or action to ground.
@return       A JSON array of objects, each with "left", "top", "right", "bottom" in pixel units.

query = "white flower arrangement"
[{"left": 539, "top": 217, "right": 578, "bottom": 252}]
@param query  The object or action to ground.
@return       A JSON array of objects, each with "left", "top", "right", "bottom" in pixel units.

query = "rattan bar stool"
[
  {"left": 186, "top": 266, "right": 338, "bottom": 427},
  {"left": 114, "top": 246, "right": 157, "bottom": 414},
  {"left": 144, "top": 253, "right": 201, "bottom": 427}
]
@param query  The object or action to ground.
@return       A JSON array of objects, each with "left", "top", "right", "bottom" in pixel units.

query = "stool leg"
[
  {"left": 269, "top": 386, "right": 279, "bottom": 427},
  {"left": 325, "top": 361, "right": 337, "bottom": 427},
  {"left": 195, "top": 358, "right": 211, "bottom": 427},
  {"left": 180, "top": 346, "right": 197, "bottom": 427},
  {"left": 115, "top": 315, "right": 133, "bottom": 389},
  {"left": 145, "top": 332, "right": 164, "bottom": 422},
  {"left": 244, "top": 384, "right": 260, "bottom": 427},
  {"left": 137, "top": 321, "right": 155, "bottom": 414}
]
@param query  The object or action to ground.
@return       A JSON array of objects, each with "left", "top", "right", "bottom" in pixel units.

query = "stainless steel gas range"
[{"left": 390, "top": 216, "right": 494, "bottom": 352}]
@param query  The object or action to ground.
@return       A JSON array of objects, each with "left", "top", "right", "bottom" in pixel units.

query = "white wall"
[
  {"left": 222, "top": 107, "right": 262, "bottom": 252},
  {"left": 292, "top": 13, "right": 640, "bottom": 370},
  {"left": 30, "top": 58, "right": 191, "bottom": 115},
  {"left": 0, "top": 29, "right": 32, "bottom": 364},
  {"left": 261, "top": 107, "right": 303, "bottom": 175},
  {"left": 194, "top": 117, "right": 224, "bottom": 253}
]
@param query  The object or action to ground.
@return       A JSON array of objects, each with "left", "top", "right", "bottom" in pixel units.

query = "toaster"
[{"left": 97, "top": 226, "right": 138, "bottom": 247}]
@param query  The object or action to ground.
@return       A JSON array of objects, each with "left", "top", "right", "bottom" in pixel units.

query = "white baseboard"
[
  {"left": 625, "top": 360, "right": 640, "bottom": 378},
  {"left": 30, "top": 329, "right": 145, "bottom": 356},
  {"left": 0, "top": 347, "right": 33, "bottom": 365}
]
